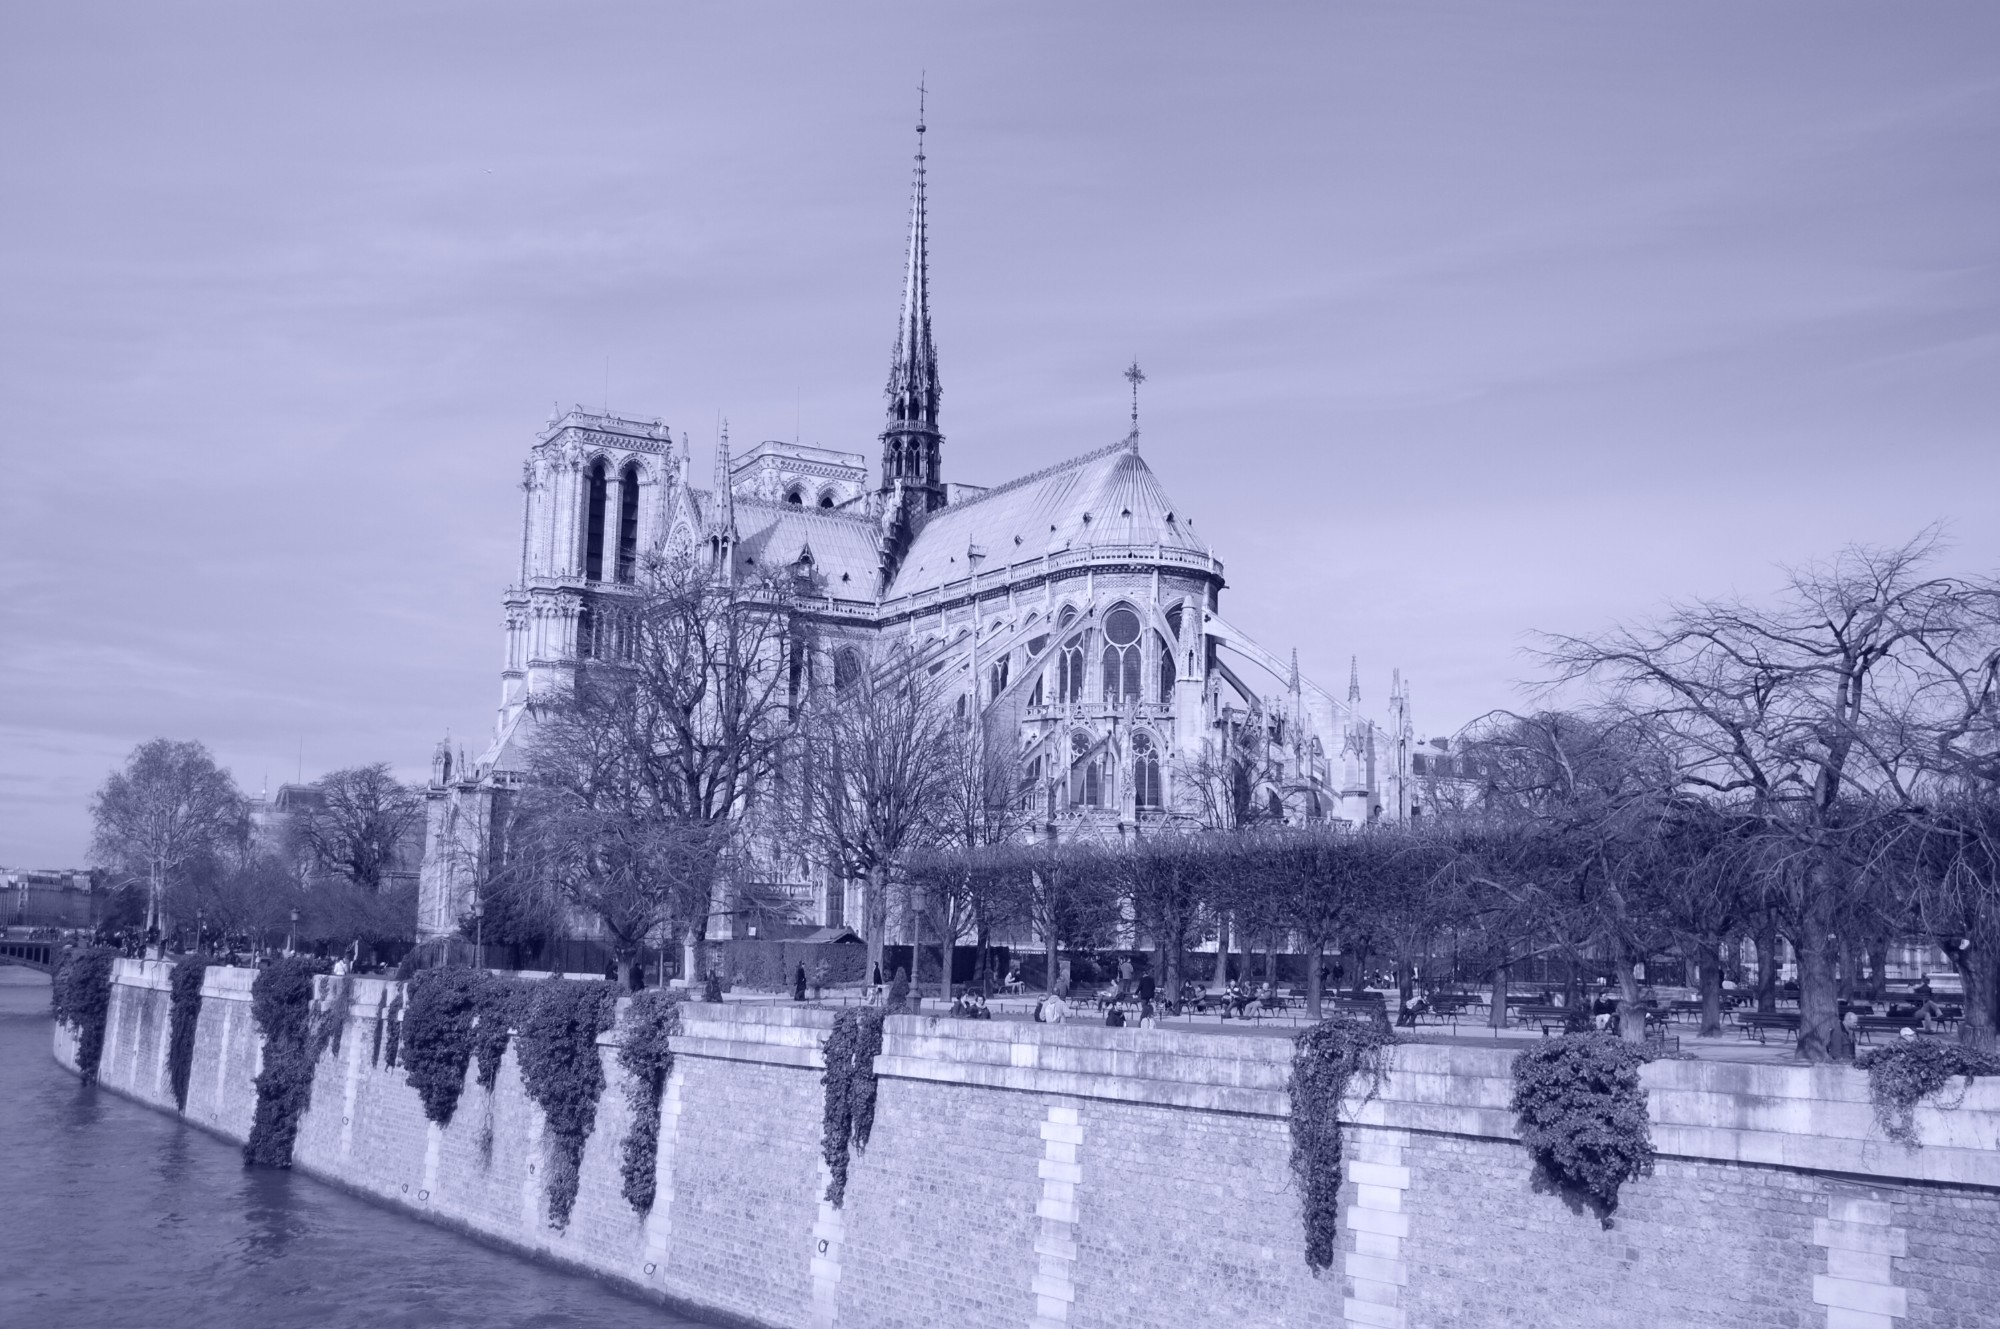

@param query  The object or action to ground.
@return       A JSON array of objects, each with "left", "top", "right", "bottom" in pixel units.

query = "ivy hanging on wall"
[
  {"left": 819, "top": 1007, "right": 887, "bottom": 1208},
  {"left": 1855, "top": 1039, "right": 2000, "bottom": 1147},
  {"left": 515, "top": 979, "right": 618, "bottom": 1229},
  {"left": 473, "top": 975, "right": 530, "bottom": 1092},
  {"left": 402, "top": 967, "right": 485, "bottom": 1126},
  {"left": 244, "top": 956, "right": 336, "bottom": 1168},
  {"left": 1288, "top": 1013, "right": 1397, "bottom": 1273},
  {"left": 383, "top": 994, "right": 405, "bottom": 1069},
  {"left": 1510, "top": 1033, "right": 1655, "bottom": 1221},
  {"left": 167, "top": 957, "right": 211, "bottom": 1111},
  {"left": 50, "top": 947, "right": 118, "bottom": 1085},
  {"left": 616, "top": 988, "right": 683, "bottom": 1215}
]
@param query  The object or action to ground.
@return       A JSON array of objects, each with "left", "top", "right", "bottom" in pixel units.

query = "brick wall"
[{"left": 56, "top": 962, "right": 2000, "bottom": 1329}]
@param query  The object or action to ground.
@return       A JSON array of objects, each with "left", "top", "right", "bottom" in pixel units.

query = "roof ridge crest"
[{"left": 939, "top": 438, "right": 1134, "bottom": 513}]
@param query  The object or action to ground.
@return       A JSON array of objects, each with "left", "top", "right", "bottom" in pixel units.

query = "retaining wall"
[{"left": 57, "top": 961, "right": 2000, "bottom": 1329}]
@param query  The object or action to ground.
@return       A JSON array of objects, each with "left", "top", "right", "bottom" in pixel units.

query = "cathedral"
[{"left": 417, "top": 117, "right": 1455, "bottom": 944}]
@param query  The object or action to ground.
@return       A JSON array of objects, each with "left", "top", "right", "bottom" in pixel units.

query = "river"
[{"left": 0, "top": 966, "right": 712, "bottom": 1329}]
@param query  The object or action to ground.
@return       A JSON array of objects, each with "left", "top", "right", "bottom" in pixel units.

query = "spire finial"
[
  {"left": 1124, "top": 359, "right": 1146, "bottom": 442},
  {"left": 1348, "top": 655, "right": 1361, "bottom": 704},
  {"left": 1287, "top": 647, "right": 1300, "bottom": 693}
]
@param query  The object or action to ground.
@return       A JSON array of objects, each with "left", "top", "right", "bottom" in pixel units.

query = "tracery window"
[
  {"left": 833, "top": 647, "right": 862, "bottom": 693},
  {"left": 1132, "top": 732, "right": 1163, "bottom": 810},
  {"left": 990, "top": 655, "right": 1010, "bottom": 697},
  {"left": 1101, "top": 606, "right": 1142, "bottom": 703},
  {"left": 1155, "top": 632, "right": 1175, "bottom": 702},
  {"left": 1058, "top": 634, "right": 1085, "bottom": 702}
]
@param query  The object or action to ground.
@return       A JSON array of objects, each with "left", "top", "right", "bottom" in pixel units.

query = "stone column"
[{"left": 602, "top": 468, "right": 625, "bottom": 582}]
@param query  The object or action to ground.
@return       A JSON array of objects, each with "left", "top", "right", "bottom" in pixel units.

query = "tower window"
[
  {"left": 583, "top": 460, "right": 608, "bottom": 581},
  {"left": 616, "top": 462, "right": 640, "bottom": 583}
]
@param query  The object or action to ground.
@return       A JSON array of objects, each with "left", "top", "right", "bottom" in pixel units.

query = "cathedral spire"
[
  {"left": 1348, "top": 655, "right": 1361, "bottom": 705},
  {"left": 880, "top": 82, "right": 944, "bottom": 517},
  {"left": 707, "top": 420, "right": 736, "bottom": 541}
]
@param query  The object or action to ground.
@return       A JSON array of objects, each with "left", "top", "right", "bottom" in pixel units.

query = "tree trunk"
[
  {"left": 1489, "top": 963, "right": 1509, "bottom": 1031},
  {"left": 1616, "top": 957, "right": 1645, "bottom": 1045},
  {"left": 1793, "top": 904, "right": 1852, "bottom": 1063},
  {"left": 1755, "top": 921, "right": 1779, "bottom": 1014},
  {"left": 1954, "top": 941, "right": 1998, "bottom": 1054},
  {"left": 1304, "top": 940, "right": 1324, "bottom": 1021},
  {"left": 1265, "top": 933, "right": 1278, "bottom": 986},
  {"left": 1868, "top": 940, "right": 1890, "bottom": 1002},
  {"left": 1838, "top": 936, "right": 1858, "bottom": 1003},
  {"left": 1044, "top": 912, "right": 1059, "bottom": 998},
  {"left": 1697, "top": 942, "right": 1725, "bottom": 1037},
  {"left": 864, "top": 863, "right": 889, "bottom": 988},
  {"left": 686, "top": 923, "right": 708, "bottom": 988},
  {"left": 1211, "top": 913, "right": 1229, "bottom": 987}
]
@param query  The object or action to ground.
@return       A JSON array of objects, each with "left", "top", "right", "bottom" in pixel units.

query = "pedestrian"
[
  {"left": 793, "top": 961, "right": 808, "bottom": 1002},
  {"left": 1138, "top": 971, "right": 1155, "bottom": 1003},
  {"left": 1118, "top": 955, "right": 1134, "bottom": 998}
]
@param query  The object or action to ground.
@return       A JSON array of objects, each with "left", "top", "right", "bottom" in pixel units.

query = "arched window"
[
  {"left": 990, "top": 656, "right": 1009, "bottom": 697},
  {"left": 1069, "top": 731, "right": 1092, "bottom": 806},
  {"left": 583, "top": 460, "right": 608, "bottom": 581},
  {"left": 616, "top": 462, "right": 640, "bottom": 583},
  {"left": 1155, "top": 632, "right": 1176, "bottom": 702},
  {"left": 576, "top": 601, "right": 596, "bottom": 659},
  {"left": 833, "top": 647, "right": 862, "bottom": 692},
  {"left": 1058, "top": 604, "right": 1078, "bottom": 628},
  {"left": 1132, "top": 732, "right": 1162, "bottom": 809},
  {"left": 1166, "top": 603, "right": 1184, "bottom": 640},
  {"left": 785, "top": 486, "right": 804, "bottom": 506},
  {"left": 1058, "top": 634, "right": 1085, "bottom": 702},
  {"left": 817, "top": 489, "right": 837, "bottom": 509},
  {"left": 1028, "top": 673, "right": 1044, "bottom": 707},
  {"left": 1101, "top": 606, "right": 1141, "bottom": 703}
]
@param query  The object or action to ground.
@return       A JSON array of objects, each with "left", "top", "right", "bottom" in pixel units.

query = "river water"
[{"left": 0, "top": 967, "right": 711, "bottom": 1329}]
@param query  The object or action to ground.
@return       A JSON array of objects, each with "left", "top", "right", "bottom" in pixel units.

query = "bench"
[
  {"left": 1736, "top": 1012, "right": 1800, "bottom": 1043},
  {"left": 1854, "top": 1014, "right": 1926, "bottom": 1043}
]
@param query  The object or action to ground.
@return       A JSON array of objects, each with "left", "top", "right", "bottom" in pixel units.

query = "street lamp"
[
  {"left": 288, "top": 907, "right": 299, "bottom": 957},
  {"left": 467, "top": 893, "right": 484, "bottom": 970}
]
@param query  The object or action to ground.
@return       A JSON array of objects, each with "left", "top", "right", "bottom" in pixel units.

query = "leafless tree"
[
  {"left": 1540, "top": 533, "right": 1974, "bottom": 1060},
  {"left": 795, "top": 638, "right": 958, "bottom": 985},
  {"left": 517, "top": 552, "right": 799, "bottom": 985},
  {"left": 91, "top": 738, "right": 248, "bottom": 937},
  {"left": 285, "top": 763, "right": 423, "bottom": 893}
]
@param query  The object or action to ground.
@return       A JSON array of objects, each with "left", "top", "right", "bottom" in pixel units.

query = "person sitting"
[
  {"left": 1104, "top": 1002, "right": 1127, "bottom": 1028},
  {"left": 1138, "top": 999, "right": 1158, "bottom": 1029},
  {"left": 1397, "top": 987, "right": 1429, "bottom": 1028},
  {"left": 1043, "top": 991, "right": 1072, "bottom": 1025},
  {"left": 1003, "top": 965, "right": 1026, "bottom": 996},
  {"left": 967, "top": 991, "right": 991, "bottom": 1020},
  {"left": 1226, "top": 980, "right": 1254, "bottom": 1019}
]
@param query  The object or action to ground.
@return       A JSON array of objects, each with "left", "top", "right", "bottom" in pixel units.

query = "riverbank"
[{"left": 56, "top": 959, "right": 2000, "bottom": 1329}]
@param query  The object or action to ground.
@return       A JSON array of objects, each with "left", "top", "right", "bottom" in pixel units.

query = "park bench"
[
  {"left": 1736, "top": 1012, "right": 1801, "bottom": 1043},
  {"left": 1516, "top": 1004, "right": 1580, "bottom": 1035},
  {"left": 1855, "top": 1014, "right": 1927, "bottom": 1043}
]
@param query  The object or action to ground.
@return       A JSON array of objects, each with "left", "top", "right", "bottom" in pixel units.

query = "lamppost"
[
  {"left": 467, "top": 893, "right": 484, "bottom": 970},
  {"left": 287, "top": 907, "right": 299, "bottom": 957}
]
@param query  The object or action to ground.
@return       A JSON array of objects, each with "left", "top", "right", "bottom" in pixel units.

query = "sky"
[{"left": 2, "top": 2, "right": 1997, "bottom": 866}]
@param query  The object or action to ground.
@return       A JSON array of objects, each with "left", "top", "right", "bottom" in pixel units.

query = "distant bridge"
[{"left": 0, "top": 939, "right": 57, "bottom": 972}]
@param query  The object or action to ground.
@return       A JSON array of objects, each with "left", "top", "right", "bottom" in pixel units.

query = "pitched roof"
[
  {"left": 883, "top": 442, "right": 1210, "bottom": 601},
  {"left": 729, "top": 499, "right": 882, "bottom": 593}
]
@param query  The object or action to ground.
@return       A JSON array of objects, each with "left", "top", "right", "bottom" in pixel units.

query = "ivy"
[
  {"left": 515, "top": 979, "right": 618, "bottom": 1229},
  {"left": 819, "top": 1007, "right": 887, "bottom": 1208},
  {"left": 1511, "top": 1033, "right": 1655, "bottom": 1221},
  {"left": 167, "top": 957, "right": 211, "bottom": 1111},
  {"left": 244, "top": 956, "right": 335, "bottom": 1168},
  {"left": 1288, "top": 1013, "right": 1397, "bottom": 1272},
  {"left": 473, "top": 975, "right": 530, "bottom": 1091},
  {"left": 383, "top": 994, "right": 404, "bottom": 1069},
  {"left": 402, "top": 968, "right": 485, "bottom": 1126},
  {"left": 1855, "top": 1039, "right": 2000, "bottom": 1147},
  {"left": 50, "top": 947, "right": 118, "bottom": 1085},
  {"left": 616, "top": 989, "right": 683, "bottom": 1215}
]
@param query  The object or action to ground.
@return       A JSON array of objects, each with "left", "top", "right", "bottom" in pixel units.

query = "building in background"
[{"left": 420, "top": 118, "right": 1459, "bottom": 944}]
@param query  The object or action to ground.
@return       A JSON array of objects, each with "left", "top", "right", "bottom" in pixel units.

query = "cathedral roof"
[
  {"left": 728, "top": 499, "right": 881, "bottom": 592},
  {"left": 883, "top": 441, "right": 1211, "bottom": 602}
]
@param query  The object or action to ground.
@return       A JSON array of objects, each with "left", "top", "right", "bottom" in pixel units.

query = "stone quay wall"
[{"left": 55, "top": 960, "right": 2000, "bottom": 1329}]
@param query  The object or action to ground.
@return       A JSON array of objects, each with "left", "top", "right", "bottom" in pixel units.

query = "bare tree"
[
  {"left": 91, "top": 738, "right": 248, "bottom": 938},
  {"left": 286, "top": 763, "right": 423, "bottom": 892},
  {"left": 796, "top": 639, "right": 958, "bottom": 984},
  {"left": 1541, "top": 534, "right": 1972, "bottom": 1061},
  {"left": 518, "top": 553, "right": 799, "bottom": 985}
]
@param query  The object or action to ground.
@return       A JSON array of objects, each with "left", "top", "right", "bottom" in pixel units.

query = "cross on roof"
[{"left": 1124, "top": 360, "right": 1146, "bottom": 431}]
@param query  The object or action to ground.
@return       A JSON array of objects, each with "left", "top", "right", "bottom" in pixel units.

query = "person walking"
[{"left": 793, "top": 961, "right": 808, "bottom": 1002}]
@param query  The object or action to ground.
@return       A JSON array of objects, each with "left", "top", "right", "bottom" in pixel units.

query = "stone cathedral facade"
[{"left": 418, "top": 122, "right": 1456, "bottom": 943}]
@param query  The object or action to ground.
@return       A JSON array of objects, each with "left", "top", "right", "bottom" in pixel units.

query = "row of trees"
[
  {"left": 472, "top": 534, "right": 2000, "bottom": 1062},
  {"left": 89, "top": 739, "right": 423, "bottom": 954}
]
